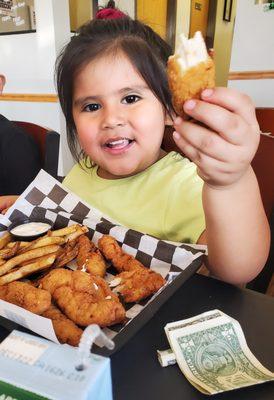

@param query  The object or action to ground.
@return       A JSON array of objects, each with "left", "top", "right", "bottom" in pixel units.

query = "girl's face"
[{"left": 72, "top": 52, "right": 168, "bottom": 179}]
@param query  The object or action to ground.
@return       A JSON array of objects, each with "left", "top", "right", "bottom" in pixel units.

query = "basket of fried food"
[{"left": 0, "top": 224, "right": 166, "bottom": 347}]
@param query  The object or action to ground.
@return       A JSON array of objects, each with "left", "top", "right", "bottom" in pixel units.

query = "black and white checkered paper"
[{"left": 0, "top": 170, "right": 206, "bottom": 354}]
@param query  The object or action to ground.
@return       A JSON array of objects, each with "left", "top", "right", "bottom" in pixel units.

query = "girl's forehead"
[
  {"left": 74, "top": 52, "right": 146, "bottom": 88},
  {"left": 79, "top": 51, "right": 138, "bottom": 78}
]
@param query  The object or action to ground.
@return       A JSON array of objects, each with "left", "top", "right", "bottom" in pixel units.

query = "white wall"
[
  {"left": 228, "top": 1, "right": 274, "bottom": 107},
  {"left": 0, "top": 0, "right": 73, "bottom": 176}
]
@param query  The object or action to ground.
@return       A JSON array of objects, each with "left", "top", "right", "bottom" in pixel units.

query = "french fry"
[
  {"left": 18, "top": 236, "right": 66, "bottom": 254},
  {"left": 49, "top": 224, "right": 79, "bottom": 237},
  {"left": 0, "top": 242, "right": 20, "bottom": 259},
  {"left": 65, "top": 225, "right": 89, "bottom": 242},
  {"left": 0, "top": 254, "right": 56, "bottom": 285},
  {"left": 0, "top": 244, "right": 60, "bottom": 277},
  {"left": 6, "top": 241, "right": 29, "bottom": 249},
  {"left": 0, "top": 232, "right": 12, "bottom": 250},
  {"left": 0, "top": 259, "right": 5, "bottom": 266}
]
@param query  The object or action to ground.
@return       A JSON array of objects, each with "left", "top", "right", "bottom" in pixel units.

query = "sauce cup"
[{"left": 8, "top": 218, "right": 53, "bottom": 241}]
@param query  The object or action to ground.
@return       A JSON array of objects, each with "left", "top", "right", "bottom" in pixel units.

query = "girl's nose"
[{"left": 101, "top": 104, "right": 126, "bottom": 129}]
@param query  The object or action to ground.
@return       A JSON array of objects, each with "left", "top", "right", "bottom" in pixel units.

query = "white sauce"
[{"left": 10, "top": 222, "right": 51, "bottom": 237}]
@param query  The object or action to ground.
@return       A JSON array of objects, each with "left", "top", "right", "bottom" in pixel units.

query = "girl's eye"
[
  {"left": 122, "top": 95, "right": 141, "bottom": 104},
  {"left": 83, "top": 103, "right": 101, "bottom": 112}
]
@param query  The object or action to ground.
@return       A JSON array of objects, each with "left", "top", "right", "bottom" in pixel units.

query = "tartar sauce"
[{"left": 10, "top": 222, "right": 51, "bottom": 237}]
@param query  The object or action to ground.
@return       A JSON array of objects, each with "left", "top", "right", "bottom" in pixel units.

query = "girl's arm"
[
  {"left": 0, "top": 195, "right": 19, "bottom": 214},
  {"left": 200, "top": 168, "right": 270, "bottom": 284},
  {"left": 173, "top": 87, "right": 270, "bottom": 284}
]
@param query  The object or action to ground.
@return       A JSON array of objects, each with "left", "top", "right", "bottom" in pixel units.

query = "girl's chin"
[{"left": 98, "top": 166, "right": 140, "bottom": 179}]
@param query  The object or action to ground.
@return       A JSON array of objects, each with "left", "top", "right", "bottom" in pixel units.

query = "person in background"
[{"left": 0, "top": 74, "right": 41, "bottom": 207}]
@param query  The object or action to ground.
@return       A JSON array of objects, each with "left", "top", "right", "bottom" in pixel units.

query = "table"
[{"left": 111, "top": 273, "right": 274, "bottom": 400}]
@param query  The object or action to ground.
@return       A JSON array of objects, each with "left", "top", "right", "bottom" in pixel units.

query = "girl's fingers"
[
  {"left": 200, "top": 87, "right": 259, "bottom": 127},
  {"left": 181, "top": 99, "right": 248, "bottom": 146},
  {"left": 173, "top": 131, "right": 199, "bottom": 161},
  {"left": 173, "top": 119, "right": 237, "bottom": 160}
]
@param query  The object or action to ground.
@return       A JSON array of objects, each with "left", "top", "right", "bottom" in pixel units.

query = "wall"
[
  {"left": 69, "top": 0, "right": 92, "bottom": 31},
  {"left": 0, "top": 0, "right": 73, "bottom": 176},
  {"left": 228, "top": 0, "right": 274, "bottom": 107},
  {"left": 212, "top": 0, "right": 237, "bottom": 86}
]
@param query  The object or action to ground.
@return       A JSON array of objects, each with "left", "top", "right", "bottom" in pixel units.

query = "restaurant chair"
[
  {"left": 13, "top": 121, "right": 60, "bottom": 179},
  {"left": 255, "top": 107, "right": 274, "bottom": 136}
]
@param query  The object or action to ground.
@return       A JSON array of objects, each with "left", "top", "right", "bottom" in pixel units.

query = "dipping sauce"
[{"left": 10, "top": 222, "right": 51, "bottom": 237}]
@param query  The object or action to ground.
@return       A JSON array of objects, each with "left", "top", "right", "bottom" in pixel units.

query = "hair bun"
[{"left": 95, "top": 7, "right": 126, "bottom": 19}]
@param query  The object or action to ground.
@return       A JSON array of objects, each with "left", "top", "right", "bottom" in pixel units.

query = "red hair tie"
[{"left": 95, "top": 8, "right": 126, "bottom": 19}]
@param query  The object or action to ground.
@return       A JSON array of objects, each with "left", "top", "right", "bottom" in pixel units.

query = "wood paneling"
[
  {"left": 229, "top": 70, "right": 274, "bottom": 80},
  {"left": 189, "top": 0, "right": 209, "bottom": 38},
  {"left": 137, "top": 0, "right": 168, "bottom": 39},
  {"left": 0, "top": 94, "right": 58, "bottom": 102}
]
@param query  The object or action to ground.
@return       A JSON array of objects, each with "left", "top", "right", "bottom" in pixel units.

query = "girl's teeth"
[{"left": 106, "top": 139, "right": 131, "bottom": 148}]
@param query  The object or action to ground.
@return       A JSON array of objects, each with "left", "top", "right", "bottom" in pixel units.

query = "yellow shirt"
[{"left": 63, "top": 152, "right": 205, "bottom": 243}]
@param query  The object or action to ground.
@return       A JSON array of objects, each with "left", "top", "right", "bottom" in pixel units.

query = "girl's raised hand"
[{"left": 172, "top": 87, "right": 260, "bottom": 188}]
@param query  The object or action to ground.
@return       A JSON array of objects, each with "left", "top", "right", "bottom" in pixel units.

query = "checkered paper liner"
[{"left": 0, "top": 170, "right": 206, "bottom": 352}]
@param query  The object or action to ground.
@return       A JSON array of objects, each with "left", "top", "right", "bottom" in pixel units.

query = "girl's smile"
[{"left": 72, "top": 52, "right": 168, "bottom": 179}]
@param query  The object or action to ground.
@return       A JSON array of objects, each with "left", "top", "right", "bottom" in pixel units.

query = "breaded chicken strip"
[
  {"left": 0, "top": 281, "right": 51, "bottom": 314},
  {"left": 77, "top": 235, "right": 106, "bottom": 277},
  {"left": 167, "top": 31, "right": 215, "bottom": 116},
  {"left": 110, "top": 265, "right": 166, "bottom": 303},
  {"left": 39, "top": 269, "right": 125, "bottom": 327},
  {"left": 42, "top": 303, "right": 83, "bottom": 347},
  {"left": 98, "top": 235, "right": 166, "bottom": 302},
  {"left": 98, "top": 235, "right": 144, "bottom": 272}
]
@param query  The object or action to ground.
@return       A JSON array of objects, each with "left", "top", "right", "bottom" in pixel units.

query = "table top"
[{"left": 111, "top": 273, "right": 274, "bottom": 400}]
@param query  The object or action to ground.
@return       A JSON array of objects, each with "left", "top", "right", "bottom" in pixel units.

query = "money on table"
[{"left": 162, "top": 310, "right": 274, "bottom": 395}]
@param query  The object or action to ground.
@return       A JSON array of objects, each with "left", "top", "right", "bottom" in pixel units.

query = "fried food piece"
[
  {"left": 42, "top": 304, "right": 83, "bottom": 347},
  {"left": 39, "top": 269, "right": 125, "bottom": 327},
  {"left": 0, "top": 232, "right": 12, "bottom": 250},
  {"left": 48, "top": 224, "right": 79, "bottom": 237},
  {"left": 167, "top": 31, "right": 215, "bottom": 116},
  {"left": 18, "top": 236, "right": 65, "bottom": 255},
  {"left": 0, "top": 281, "right": 51, "bottom": 314},
  {"left": 54, "top": 239, "right": 79, "bottom": 268},
  {"left": 0, "top": 241, "right": 20, "bottom": 259},
  {"left": 0, "top": 244, "right": 60, "bottom": 277},
  {"left": 65, "top": 225, "right": 89, "bottom": 242},
  {"left": 98, "top": 235, "right": 144, "bottom": 272},
  {"left": 0, "top": 253, "right": 56, "bottom": 285},
  {"left": 77, "top": 235, "right": 106, "bottom": 277},
  {"left": 110, "top": 265, "right": 166, "bottom": 303}
]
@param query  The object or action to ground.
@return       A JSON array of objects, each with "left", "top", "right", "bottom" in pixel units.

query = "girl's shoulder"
[{"left": 63, "top": 160, "right": 94, "bottom": 185}]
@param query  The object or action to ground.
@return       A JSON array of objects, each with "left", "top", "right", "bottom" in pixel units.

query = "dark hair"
[{"left": 56, "top": 17, "right": 174, "bottom": 163}]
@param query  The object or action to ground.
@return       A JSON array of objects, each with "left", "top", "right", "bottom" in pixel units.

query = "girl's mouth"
[{"left": 103, "top": 138, "right": 135, "bottom": 153}]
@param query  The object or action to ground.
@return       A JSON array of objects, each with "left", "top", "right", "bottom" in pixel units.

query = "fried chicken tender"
[
  {"left": 98, "top": 235, "right": 144, "bottom": 272},
  {"left": 167, "top": 31, "right": 215, "bottom": 116},
  {"left": 0, "top": 281, "right": 51, "bottom": 314},
  {"left": 42, "top": 304, "right": 83, "bottom": 347},
  {"left": 77, "top": 235, "right": 106, "bottom": 277},
  {"left": 110, "top": 265, "right": 166, "bottom": 303},
  {"left": 39, "top": 268, "right": 125, "bottom": 327}
]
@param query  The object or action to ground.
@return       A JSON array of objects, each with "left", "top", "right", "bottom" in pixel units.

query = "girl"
[{"left": 1, "top": 16, "right": 270, "bottom": 285}]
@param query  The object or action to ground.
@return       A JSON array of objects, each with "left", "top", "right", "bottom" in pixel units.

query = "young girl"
[{"left": 0, "top": 16, "right": 270, "bottom": 285}]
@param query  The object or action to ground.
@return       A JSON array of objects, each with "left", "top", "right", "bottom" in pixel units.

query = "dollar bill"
[{"left": 164, "top": 310, "right": 274, "bottom": 394}]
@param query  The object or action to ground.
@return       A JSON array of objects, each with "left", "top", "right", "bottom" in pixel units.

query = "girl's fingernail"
[
  {"left": 173, "top": 131, "right": 180, "bottom": 140},
  {"left": 174, "top": 117, "right": 182, "bottom": 125},
  {"left": 184, "top": 100, "right": 196, "bottom": 110},
  {"left": 202, "top": 88, "right": 213, "bottom": 98}
]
